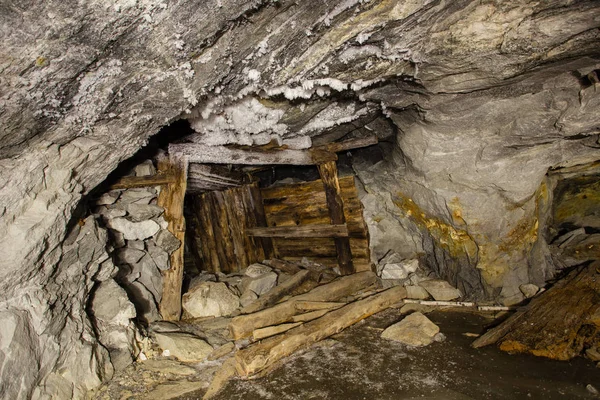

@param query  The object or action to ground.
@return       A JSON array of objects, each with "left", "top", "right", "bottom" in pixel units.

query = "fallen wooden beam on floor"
[
  {"left": 109, "top": 172, "right": 177, "bottom": 189},
  {"left": 229, "top": 271, "right": 377, "bottom": 339},
  {"left": 247, "top": 224, "right": 349, "bottom": 238},
  {"left": 169, "top": 143, "right": 337, "bottom": 165},
  {"left": 241, "top": 269, "right": 311, "bottom": 315},
  {"left": 317, "top": 160, "right": 354, "bottom": 275},
  {"left": 252, "top": 322, "right": 303, "bottom": 341},
  {"left": 472, "top": 261, "right": 600, "bottom": 360},
  {"left": 235, "top": 285, "right": 408, "bottom": 377},
  {"left": 157, "top": 157, "right": 189, "bottom": 321}
]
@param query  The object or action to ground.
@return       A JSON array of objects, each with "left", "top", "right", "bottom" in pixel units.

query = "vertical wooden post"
[
  {"left": 317, "top": 161, "right": 354, "bottom": 275},
  {"left": 157, "top": 156, "right": 188, "bottom": 321},
  {"left": 249, "top": 183, "right": 277, "bottom": 260}
]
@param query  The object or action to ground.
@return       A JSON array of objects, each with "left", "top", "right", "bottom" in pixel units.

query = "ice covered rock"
[
  {"left": 381, "top": 312, "right": 440, "bottom": 347},
  {"left": 182, "top": 282, "right": 240, "bottom": 318}
]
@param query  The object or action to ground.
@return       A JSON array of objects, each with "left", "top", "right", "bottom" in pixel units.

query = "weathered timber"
[
  {"left": 229, "top": 271, "right": 377, "bottom": 339},
  {"left": 247, "top": 224, "right": 349, "bottom": 238},
  {"left": 240, "top": 269, "right": 311, "bottom": 315},
  {"left": 109, "top": 172, "right": 176, "bottom": 190},
  {"left": 472, "top": 261, "right": 600, "bottom": 360},
  {"left": 248, "top": 183, "right": 276, "bottom": 259},
  {"left": 291, "top": 309, "right": 331, "bottom": 323},
  {"left": 224, "top": 189, "right": 249, "bottom": 269},
  {"left": 169, "top": 143, "right": 336, "bottom": 165},
  {"left": 252, "top": 322, "right": 303, "bottom": 341},
  {"left": 294, "top": 301, "right": 347, "bottom": 312},
  {"left": 198, "top": 193, "right": 220, "bottom": 272},
  {"left": 187, "top": 164, "right": 247, "bottom": 193},
  {"left": 235, "top": 285, "right": 408, "bottom": 377},
  {"left": 157, "top": 158, "right": 188, "bottom": 321},
  {"left": 317, "top": 161, "right": 354, "bottom": 275},
  {"left": 262, "top": 259, "right": 303, "bottom": 274},
  {"left": 318, "top": 135, "right": 378, "bottom": 153},
  {"left": 202, "top": 358, "right": 238, "bottom": 400}
]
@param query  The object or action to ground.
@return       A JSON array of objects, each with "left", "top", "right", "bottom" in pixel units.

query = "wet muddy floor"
[{"left": 203, "top": 308, "right": 599, "bottom": 400}]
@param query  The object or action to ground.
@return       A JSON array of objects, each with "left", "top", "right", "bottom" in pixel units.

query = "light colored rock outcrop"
[
  {"left": 419, "top": 280, "right": 462, "bottom": 301},
  {"left": 153, "top": 332, "right": 214, "bottom": 362}
]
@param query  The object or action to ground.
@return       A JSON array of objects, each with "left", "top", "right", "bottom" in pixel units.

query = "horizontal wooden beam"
[
  {"left": 246, "top": 224, "right": 349, "bottom": 238},
  {"left": 169, "top": 143, "right": 336, "bottom": 165},
  {"left": 319, "top": 135, "right": 378, "bottom": 153},
  {"left": 109, "top": 173, "right": 177, "bottom": 190}
]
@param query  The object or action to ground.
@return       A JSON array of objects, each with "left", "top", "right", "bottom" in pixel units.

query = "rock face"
[
  {"left": 381, "top": 312, "right": 440, "bottom": 347},
  {"left": 182, "top": 282, "right": 240, "bottom": 318},
  {"left": 0, "top": 0, "right": 599, "bottom": 398}
]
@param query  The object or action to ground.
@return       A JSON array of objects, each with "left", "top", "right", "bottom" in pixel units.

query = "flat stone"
[
  {"left": 127, "top": 240, "right": 145, "bottom": 251},
  {"left": 107, "top": 218, "right": 160, "bottom": 241},
  {"left": 147, "top": 241, "right": 169, "bottom": 270},
  {"left": 95, "top": 192, "right": 120, "bottom": 206},
  {"left": 381, "top": 312, "right": 440, "bottom": 347},
  {"left": 125, "top": 203, "right": 164, "bottom": 222},
  {"left": 419, "top": 279, "right": 462, "bottom": 301},
  {"left": 377, "top": 254, "right": 419, "bottom": 280},
  {"left": 114, "top": 247, "right": 146, "bottom": 265},
  {"left": 519, "top": 283, "right": 539, "bottom": 298},
  {"left": 155, "top": 229, "right": 181, "bottom": 254},
  {"left": 96, "top": 205, "right": 127, "bottom": 220},
  {"left": 245, "top": 263, "right": 273, "bottom": 278},
  {"left": 153, "top": 332, "right": 213, "bottom": 362},
  {"left": 137, "top": 359, "right": 197, "bottom": 376},
  {"left": 405, "top": 285, "right": 430, "bottom": 300},
  {"left": 135, "top": 160, "right": 156, "bottom": 177},
  {"left": 118, "top": 188, "right": 156, "bottom": 205},
  {"left": 182, "top": 282, "right": 240, "bottom": 318},
  {"left": 242, "top": 271, "right": 278, "bottom": 296}
]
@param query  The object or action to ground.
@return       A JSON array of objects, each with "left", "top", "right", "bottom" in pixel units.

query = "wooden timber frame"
[{"left": 107, "top": 135, "right": 378, "bottom": 320}]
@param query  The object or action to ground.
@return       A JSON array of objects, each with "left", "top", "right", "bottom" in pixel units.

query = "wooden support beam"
[
  {"left": 157, "top": 157, "right": 188, "bottom": 321},
  {"left": 317, "top": 161, "right": 354, "bottom": 275},
  {"left": 319, "top": 135, "right": 378, "bottom": 153},
  {"left": 169, "top": 143, "right": 336, "bottom": 165},
  {"left": 247, "top": 224, "right": 349, "bottom": 238},
  {"left": 109, "top": 172, "right": 177, "bottom": 190},
  {"left": 248, "top": 183, "right": 277, "bottom": 259}
]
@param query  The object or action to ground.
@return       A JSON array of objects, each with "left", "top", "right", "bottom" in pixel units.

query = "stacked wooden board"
[{"left": 261, "top": 175, "right": 372, "bottom": 271}]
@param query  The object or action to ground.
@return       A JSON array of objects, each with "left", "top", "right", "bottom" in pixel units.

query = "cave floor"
[{"left": 95, "top": 308, "right": 600, "bottom": 400}]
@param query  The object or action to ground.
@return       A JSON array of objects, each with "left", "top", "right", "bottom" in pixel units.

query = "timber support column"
[
  {"left": 157, "top": 156, "right": 189, "bottom": 321},
  {"left": 317, "top": 160, "right": 354, "bottom": 275}
]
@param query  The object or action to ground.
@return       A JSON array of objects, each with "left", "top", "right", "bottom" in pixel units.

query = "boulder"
[
  {"left": 419, "top": 279, "right": 462, "bottom": 301},
  {"left": 119, "top": 188, "right": 156, "bottom": 204},
  {"left": 377, "top": 253, "right": 419, "bottom": 280},
  {"left": 107, "top": 218, "right": 160, "bottom": 241},
  {"left": 241, "top": 272, "right": 278, "bottom": 296},
  {"left": 405, "top": 285, "right": 430, "bottom": 300},
  {"left": 127, "top": 240, "right": 145, "bottom": 251},
  {"left": 125, "top": 203, "right": 164, "bottom": 222},
  {"left": 245, "top": 263, "right": 273, "bottom": 278},
  {"left": 131, "top": 255, "right": 163, "bottom": 303},
  {"left": 182, "top": 282, "right": 240, "bottom": 318},
  {"left": 153, "top": 332, "right": 213, "bottom": 362},
  {"left": 96, "top": 205, "right": 127, "bottom": 220},
  {"left": 114, "top": 247, "right": 145, "bottom": 265},
  {"left": 381, "top": 312, "right": 440, "bottom": 347},
  {"left": 519, "top": 283, "right": 540, "bottom": 299},
  {"left": 239, "top": 290, "right": 258, "bottom": 307},
  {"left": 95, "top": 192, "right": 120, "bottom": 206},
  {"left": 155, "top": 229, "right": 181, "bottom": 254},
  {"left": 135, "top": 160, "right": 156, "bottom": 177}
]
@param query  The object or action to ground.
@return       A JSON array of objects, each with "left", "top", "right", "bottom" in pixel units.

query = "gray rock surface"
[
  {"left": 245, "top": 263, "right": 273, "bottom": 278},
  {"left": 155, "top": 229, "right": 182, "bottom": 254},
  {"left": 126, "top": 203, "right": 164, "bottom": 222},
  {"left": 381, "top": 312, "right": 440, "bottom": 347},
  {"left": 182, "top": 282, "right": 240, "bottom": 318},
  {"left": 0, "top": 0, "right": 598, "bottom": 397},
  {"left": 377, "top": 253, "right": 419, "bottom": 280},
  {"left": 242, "top": 272, "right": 278, "bottom": 296},
  {"left": 405, "top": 285, "right": 430, "bottom": 300}
]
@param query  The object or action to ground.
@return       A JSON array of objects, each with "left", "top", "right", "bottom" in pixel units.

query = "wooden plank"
[
  {"left": 318, "top": 135, "right": 378, "bottom": 153},
  {"left": 212, "top": 191, "right": 237, "bottom": 273},
  {"left": 169, "top": 143, "right": 336, "bottom": 165},
  {"left": 274, "top": 238, "right": 370, "bottom": 258},
  {"left": 231, "top": 186, "right": 258, "bottom": 266},
  {"left": 235, "top": 285, "right": 408, "bottom": 377},
  {"left": 157, "top": 157, "right": 188, "bottom": 321},
  {"left": 109, "top": 172, "right": 176, "bottom": 190},
  {"left": 252, "top": 322, "right": 303, "bottom": 341},
  {"left": 247, "top": 224, "right": 349, "bottom": 238},
  {"left": 229, "top": 271, "right": 377, "bottom": 339},
  {"left": 223, "top": 189, "right": 248, "bottom": 270},
  {"left": 199, "top": 193, "right": 220, "bottom": 272},
  {"left": 317, "top": 161, "right": 354, "bottom": 275},
  {"left": 240, "top": 270, "right": 311, "bottom": 315},
  {"left": 240, "top": 185, "right": 266, "bottom": 263}
]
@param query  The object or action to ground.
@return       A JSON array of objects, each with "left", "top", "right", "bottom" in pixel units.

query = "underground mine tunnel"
[{"left": 1, "top": 1, "right": 600, "bottom": 399}]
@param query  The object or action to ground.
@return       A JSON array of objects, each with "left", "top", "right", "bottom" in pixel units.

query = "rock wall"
[{"left": 0, "top": 0, "right": 599, "bottom": 398}]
